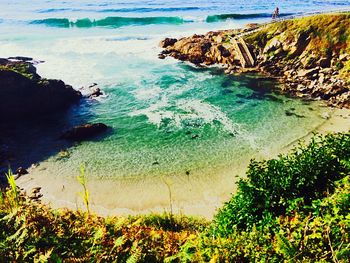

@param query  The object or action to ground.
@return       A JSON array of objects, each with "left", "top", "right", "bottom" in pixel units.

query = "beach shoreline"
[{"left": 16, "top": 106, "right": 350, "bottom": 219}]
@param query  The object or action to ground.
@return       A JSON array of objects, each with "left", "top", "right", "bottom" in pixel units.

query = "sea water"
[{"left": 0, "top": 0, "right": 349, "bottom": 215}]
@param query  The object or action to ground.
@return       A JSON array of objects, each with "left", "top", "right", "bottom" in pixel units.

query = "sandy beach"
[{"left": 16, "top": 107, "right": 350, "bottom": 219}]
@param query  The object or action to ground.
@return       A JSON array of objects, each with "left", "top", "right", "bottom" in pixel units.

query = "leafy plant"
[
  {"left": 77, "top": 165, "right": 90, "bottom": 214},
  {"left": 5, "top": 169, "right": 20, "bottom": 210},
  {"left": 213, "top": 132, "right": 350, "bottom": 235}
]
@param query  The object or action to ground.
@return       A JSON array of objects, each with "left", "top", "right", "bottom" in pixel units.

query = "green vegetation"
[
  {"left": 247, "top": 14, "right": 350, "bottom": 54},
  {"left": 214, "top": 132, "right": 350, "bottom": 233},
  {"left": 246, "top": 13, "right": 350, "bottom": 80},
  {"left": 1, "top": 133, "right": 350, "bottom": 262},
  {"left": 0, "top": 62, "right": 36, "bottom": 80},
  {"left": 77, "top": 165, "right": 90, "bottom": 214}
]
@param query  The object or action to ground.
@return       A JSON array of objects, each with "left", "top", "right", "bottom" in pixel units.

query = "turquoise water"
[{"left": 0, "top": 0, "right": 347, "bottom": 181}]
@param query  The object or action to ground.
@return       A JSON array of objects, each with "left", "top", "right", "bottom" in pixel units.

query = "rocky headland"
[
  {"left": 0, "top": 58, "right": 108, "bottom": 178},
  {"left": 0, "top": 57, "right": 82, "bottom": 120},
  {"left": 159, "top": 14, "right": 350, "bottom": 108}
]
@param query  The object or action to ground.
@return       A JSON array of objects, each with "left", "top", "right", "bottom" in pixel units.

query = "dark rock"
[
  {"left": 288, "top": 30, "right": 312, "bottom": 58},
  {"left": 158, "top": 54, "right": 166, "bottom": 59},
  {"left": 8, "top": 56, "right": 33, "bottom": 62},
  {"left": 0, "top": 59, "right": 82, "bottom": 120},
  {"left": 90, "top": 88, "right": 103, "bottom": 98},
  {"left": 60, "top": 123, "right": 109, "bottom": 141},
  {"left": 218, "top": 45, "right": 231, "bottom": 57},
  {"left": 159, "top": 38, "right": 178, "bottom": 48},
  {"left": 88, "top": 83, "right": 98, "bottom": 88},
  {"left": 319, "top": 57, "right": 331, "bottom": 68},
  {"left": 201, "top": 42, "right": 212, "bottom": 53},
  {"left": 15, "top": 167, "right": 28, "bottom": 176}
]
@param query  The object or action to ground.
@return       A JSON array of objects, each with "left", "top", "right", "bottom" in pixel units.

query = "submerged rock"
[{"left": 60, "top": 123, "right": 109, "bottom": 141}]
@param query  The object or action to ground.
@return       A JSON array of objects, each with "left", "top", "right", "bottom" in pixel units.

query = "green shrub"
[
  {"left": 213, "top": 133, "right": 350, "bottom": 235},
  {"left": 173, "top": 174, "right": 350, "bottom": 262}
]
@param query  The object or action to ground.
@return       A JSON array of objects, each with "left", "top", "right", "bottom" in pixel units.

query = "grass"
[
  {"left": 0, "top": 63, "right": 36, "bottom": 80},
  {"left": 245, "top": 13, "right": 350, "bottom": 80},
  {"left": 0, "top": 132, "right": 349, "bottom": 262}
]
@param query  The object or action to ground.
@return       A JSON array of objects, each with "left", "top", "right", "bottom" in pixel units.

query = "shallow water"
[{"left": 1, "top": 0, "right": 349, "bottom": 215}]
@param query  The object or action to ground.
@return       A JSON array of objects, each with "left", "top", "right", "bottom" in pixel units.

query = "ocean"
[{"left": 1, "top": 0, "right": 349, "bottom": 215}]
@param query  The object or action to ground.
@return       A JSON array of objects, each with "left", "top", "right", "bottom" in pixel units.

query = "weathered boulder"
[
  {"left": 0, "top": 59, "right": 82, "bottom": 120},
  {"left": 159, "top": 29, "right": 240, "bottom": 67},
  {"left": 60, "top": 123, "right": 109, "bottom": 141}
]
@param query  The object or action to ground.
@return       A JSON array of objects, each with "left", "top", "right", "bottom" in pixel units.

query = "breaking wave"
[
  {"left": 30, "top": 16, "right": 189, "bottom": 28},
  {"left": 206, "top": 12, "right": 294, "bottom": 22}
]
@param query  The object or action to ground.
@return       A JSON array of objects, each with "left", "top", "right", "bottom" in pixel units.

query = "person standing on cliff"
[{"left": 272, "top": 7, "right": 279, "bottom": 19}]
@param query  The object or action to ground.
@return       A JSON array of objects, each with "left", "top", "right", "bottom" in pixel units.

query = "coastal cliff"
[
  {"left": 0, "top": 58, "right": 82, "bottom": 174},
  {"left": 160, "top": 14, "right": 350, "bottom": 108},
  {"left": 0, "top": 58, "right": 82, "bottom": 120}
]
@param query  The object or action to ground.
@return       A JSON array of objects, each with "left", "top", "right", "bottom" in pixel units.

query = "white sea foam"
[{"left": 132, "top": 86, "right": 162, "bottom": 100}]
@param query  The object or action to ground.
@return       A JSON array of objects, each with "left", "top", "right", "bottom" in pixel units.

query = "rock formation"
[
  {"left": 0, "top": 58, "right": 82, "bottom": 120},
  {"left": 60, "top": 123, "right": 109, "bottom": 141},
  {"left": 159, "top": 14, "right": 350, "bottom": 108}
]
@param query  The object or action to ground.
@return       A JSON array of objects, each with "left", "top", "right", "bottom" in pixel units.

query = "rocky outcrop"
[
  {"left": 159, "top": 15, "right": 350, "bottom": 108},
  {"left": 0, "top": 58, "right": 82, "bottom": 120},
  {"left": 159, "top": 30, "right": 243, "bottom": 67},
  {"left": 60, "top": 123, "right": 109, "bottom": 141},
  {"left": 249, "top": 22, "right": 350, "bottom": 108}
]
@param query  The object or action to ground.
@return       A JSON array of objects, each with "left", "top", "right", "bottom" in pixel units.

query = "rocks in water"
[
  {"left": 0, "top": 58, "right": 82, "bottom": 120},
  {"left": 90, "top": 87, "right": 103, "bottom": 98},
  {"left": 159, "top": 29, "right": 240, "bottom": 67},
  {"left": 159, "top": 38, "right": 178, "bottom": 48},
  {"left": 159, "top": 17, "right": 350, "bottom": 109},
  {"left": 60, "top": 123, "right": 109, "bottom": 141},
  {"left": 245, "top": 22, "right": 350, "bottom": 108}
]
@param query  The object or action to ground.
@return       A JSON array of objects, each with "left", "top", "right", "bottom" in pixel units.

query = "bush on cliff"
[
  {"left": 213, "top": 132, "right": 350, "bottom": 234},
  {"left": 172, "top": 172, "right": 350, "bottom": 262}
]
